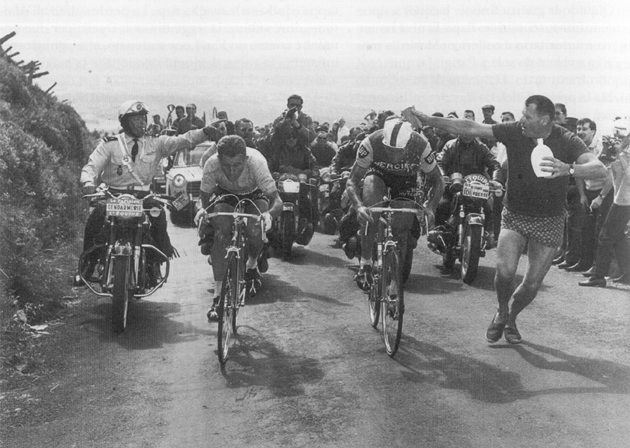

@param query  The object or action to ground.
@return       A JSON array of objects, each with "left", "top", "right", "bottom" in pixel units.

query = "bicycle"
[
  {"left": 202, "top": 197, "right": 267, "bottom": 365},
  {"left": 364, "top": 198, "right": 426, "bottom": 356}
]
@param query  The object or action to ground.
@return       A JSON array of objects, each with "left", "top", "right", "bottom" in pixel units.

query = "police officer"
[{"left": 77, "top": 100, "right": 222, "bottom": 284}]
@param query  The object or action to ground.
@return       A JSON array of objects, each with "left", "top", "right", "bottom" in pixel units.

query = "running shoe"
[
  {"left": 207, "top": 297, "right": 219, "bottom": 322},
  {"left": 355, "top": 265, "right": 373, "bottom": 291}
]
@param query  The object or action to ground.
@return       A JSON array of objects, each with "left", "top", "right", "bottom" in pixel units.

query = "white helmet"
[
  {"left": 382, "top": 117, "right": 413, "bottom": 149},
  {"left": 118, "top": 100, "right": 149, "bottom": 122}
]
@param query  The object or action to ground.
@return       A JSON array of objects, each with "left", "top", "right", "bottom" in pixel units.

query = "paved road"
[{"left": 5, "top": 219, "right": 630, "bottom": 448}]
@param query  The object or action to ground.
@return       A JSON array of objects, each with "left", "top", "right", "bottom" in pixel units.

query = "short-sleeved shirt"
[
  {"left": 200, "top": 147, "right": 277, "bottom": 196},
  {"left": 492, "top": 122, "right": 589, "bottom": 217},
  {"left": 355, "top": 129, "right": 437, "bottom": 177}
]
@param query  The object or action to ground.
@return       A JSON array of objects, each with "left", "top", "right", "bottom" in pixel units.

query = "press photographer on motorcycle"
[
  {"left": 430, "top": 118, "right": 502, "bottom": 250},
  {"left": 266, "top": 100, "right": 320, "bottom": 238},
  {"left": 77, "top": 100, "right": 222, "bottom": 285}
]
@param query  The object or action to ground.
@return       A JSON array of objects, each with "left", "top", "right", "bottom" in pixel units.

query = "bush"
[{"left": 0, "top": 56, "right": 95, "bottom": 321}]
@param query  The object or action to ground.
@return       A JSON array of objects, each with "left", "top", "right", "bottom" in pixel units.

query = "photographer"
[
  {"left": 580, "top": 118, "right": 630, "bottom": 286},
  {"left": 271, "top": 94, "right": 316, "bottom": 147}
]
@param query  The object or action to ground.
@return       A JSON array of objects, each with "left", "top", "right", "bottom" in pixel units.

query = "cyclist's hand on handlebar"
[
  {"left": 356, "top": 205, "right": 373, "bottom": 225},
  {"left": 194, "top": 208, "right": 206, "bottom": 226},
  {"left": 82, "top": 185, "right": 97, "bottom": 196},
  {"left": 261, "top": 212, "right": 273, "bottom": 231},
  {"left": 489, "top": 180, "right": 503, "bottom": 192}
]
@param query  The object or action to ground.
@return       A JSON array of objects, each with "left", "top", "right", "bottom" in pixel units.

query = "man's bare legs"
[{"left": 492, "top": 228, "right": 558, "bottom": 340}]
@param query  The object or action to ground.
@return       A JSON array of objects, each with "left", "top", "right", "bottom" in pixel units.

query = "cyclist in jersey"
[
  {"left": 346, "top": 116, "right": 445, "bottom": 290},
  {"left": 197, "top": 135, "right": 283, "bottom": 321}
]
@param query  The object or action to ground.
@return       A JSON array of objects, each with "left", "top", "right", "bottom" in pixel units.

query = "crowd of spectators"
[{"left": 154, "top": 96, "right": 630, "bottom": 285}]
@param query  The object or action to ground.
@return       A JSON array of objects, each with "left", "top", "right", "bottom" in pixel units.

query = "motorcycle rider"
[
  {"left": 430, "top": 112, "right": 502, "bottom": 251},
  {"left": 77, "top": 100, "right": 222, "bottom": 285},
  {"left": 266, "top": 98, "right": 320, "bottom": 239},
  {"left": 196, "top": 135, "right": 283, "bottom": 321},
  {"left": 347, "top": 116, "right": 445, "bottom": 289}
]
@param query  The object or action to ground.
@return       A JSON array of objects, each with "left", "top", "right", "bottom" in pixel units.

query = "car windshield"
[{"left": 174, "top": 145, "right": 208, "bottom": 167}]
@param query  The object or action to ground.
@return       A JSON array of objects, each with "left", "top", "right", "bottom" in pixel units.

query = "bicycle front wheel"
[
  {"left": 218, "top": 253, "right": 239, "bottom": 364},
  {"left": 381, "top": 247, "right": 404, "bottom": 356}
]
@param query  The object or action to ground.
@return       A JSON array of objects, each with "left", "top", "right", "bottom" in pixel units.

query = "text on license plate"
[
  {"left": 463, "top": 186, "right": 490, "bottom": 199},
  {"left": 173, "top": 193, "right": 190, "bottom": 211},
  {"left": 106, "top": 199, "right": 144, "bottom": 217}
]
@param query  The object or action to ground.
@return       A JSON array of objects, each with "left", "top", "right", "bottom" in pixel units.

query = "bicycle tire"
[
  {"left": 367, "top": 242, "right": 380, "bottom": 328},
  {"left": 112, "top": 256, "right": 130, "bottom": 333},
  {"left": 218, "top": 252, "right": 238, "bottom": 364},
  {"left": 381, "top": 247, "right": 404, "bottom": 356},
  {"left": 461, "top": 224, "right": 482, "bottom": 285}
]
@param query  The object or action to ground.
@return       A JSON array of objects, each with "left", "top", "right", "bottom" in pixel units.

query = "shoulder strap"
[{"left": 116, "top": 134, "right": 146, "bottom": 186}]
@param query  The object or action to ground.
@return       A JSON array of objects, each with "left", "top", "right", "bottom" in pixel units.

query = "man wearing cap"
[
  {"left": 405, "top": 95, "right": 606, "bottom": 345},
  {"left": 78, "top": 100, "right": 223, "bottom": 285},
  {"left": 346, "top": 116, "right": 445, "bottom": 289}
]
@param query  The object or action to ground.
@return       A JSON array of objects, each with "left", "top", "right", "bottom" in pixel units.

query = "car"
[{"left": 165, "top": 141, "right": 214, "bottom": 224}]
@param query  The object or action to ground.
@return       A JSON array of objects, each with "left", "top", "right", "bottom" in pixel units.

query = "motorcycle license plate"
[
  {"left": 172, "top": 192, "right": 190, "bottom": 211},
  {"left": 283, "top": 203, "right": 295, "bottom": 212},
  {"left": 106, "top": 197, "right": 143, "bottom": 218},
  {"left": 463, "top": 183, "right": 490, "bottom": 200}
]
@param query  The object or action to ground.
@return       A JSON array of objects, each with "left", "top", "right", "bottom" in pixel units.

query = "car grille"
[{"left": 187, "top": 181, "right": 201, "bottom": 198}]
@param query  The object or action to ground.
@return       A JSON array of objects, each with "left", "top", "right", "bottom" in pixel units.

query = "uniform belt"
[{"left": 109, "top": 184, "right": 151, "bottom": 192}]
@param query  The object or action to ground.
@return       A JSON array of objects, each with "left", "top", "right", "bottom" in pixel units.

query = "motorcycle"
[
  {"left": 272, "top": 173, "right": 318, "bottom": 260},
  {"left": 73, "top": 188, "right": 174, "bottom": 332},
  {"left": 317, "top": 167, "right": 350, "bottom": 235},
  {"left": 428, "top": 173, "right": 500, "bottom": 284}
]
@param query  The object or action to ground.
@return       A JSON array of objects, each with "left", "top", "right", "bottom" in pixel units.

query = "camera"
[
  {"left": 284, "top": 106, "right": 298, "bottom": 119},
  {"left": 600, "top": 135, "right": 620, "bottom": 163}
]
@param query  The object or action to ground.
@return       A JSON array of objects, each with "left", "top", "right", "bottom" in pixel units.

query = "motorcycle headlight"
[
  {"left": 321, "top": 172, "right": 332, "bottom": 183},
  {"left": 173, "top": 174, "right": 186, "bottom": 188}
]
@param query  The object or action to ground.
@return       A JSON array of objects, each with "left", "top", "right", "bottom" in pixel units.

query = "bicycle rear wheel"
[
  {"left": 218, "top": 253, "right": 239, "bottom": 364},
  {"left": 381, "top": 247, "right": 404, "bottom": 356}
]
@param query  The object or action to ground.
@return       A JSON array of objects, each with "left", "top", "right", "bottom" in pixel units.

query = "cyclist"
[
  {"left": 78, "top": 100, "right": 222, "bottom": 286},
  {"left": 197, "top": 135, "right": 282, "bottom": 321},
  {"left": 346, "top": 116, "right": 445, "bottom": 290}
]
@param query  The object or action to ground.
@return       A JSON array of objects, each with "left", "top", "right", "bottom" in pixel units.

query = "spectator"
[
  {"left": 172, "top": 105, "right": 185, "bottom": 130},
  {"left": 568, "top": 118, "right": 613, "bottom": 272},
  {"left": 217, "top": 110, "right": 235, "bottom": 135},
  {"left": 177, "top": 103, "right": 205, "bottom": 135},
  {"left": 579, "top": 118, "right": 630, "bottom": 286},
  {"left": 481, "top": 104, "right": 498, "bottom": 149},
  {"left": 310, "top": 131, "right": 338, "bottom": 168},
  {"left": 234, "top": 118, "right": 257, "bottom": 148}
]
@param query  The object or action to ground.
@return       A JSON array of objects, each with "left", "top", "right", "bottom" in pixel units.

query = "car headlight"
[{"left": 173, "top": 174, "right": 186, "bottom": 188}]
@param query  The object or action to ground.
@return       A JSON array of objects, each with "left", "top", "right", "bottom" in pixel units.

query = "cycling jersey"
[
  {"left": 355, "top": 129, "right": 436, "bottom": 176},
  {"left": 200, "top": 147, "right": 277, "bottom": 196}
]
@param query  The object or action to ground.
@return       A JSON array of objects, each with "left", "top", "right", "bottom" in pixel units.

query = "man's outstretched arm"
[{"left": 402, "top": 106, "right": 495, "bottom": 140}]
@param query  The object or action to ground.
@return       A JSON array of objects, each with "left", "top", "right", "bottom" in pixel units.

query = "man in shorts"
[
  {"left": 197, "top": 135, "right": 282, "bottom": 321},
  {"left": 346, "top": 116, "right": 445, "bottom": 289},
  {"left": 405, "top": 95, "right": 607, "bottom": 344}
]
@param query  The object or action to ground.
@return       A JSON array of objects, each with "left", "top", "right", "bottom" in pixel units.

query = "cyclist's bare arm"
[
  {"left": 266, "top": 190, "right": 283, "bottom": 219},
  {"left": 346, "top": 161, "right": 373, "bottom": 224},
  {"left": 423, "top": 165, "right": 446, "bottom": 213},
  {"left": 404, "top": 107, "right": 495, "bottom": 140}
]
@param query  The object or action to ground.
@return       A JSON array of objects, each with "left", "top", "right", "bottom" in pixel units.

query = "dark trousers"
[
  {"left": 594, "top": 203, "right": 630, "bottom": 278},
  {"left": 563, "top": 185, "right": 585, "bottom": 264},
  {"left": 580, "top": 189, "right": 614, "bottom": 267}
]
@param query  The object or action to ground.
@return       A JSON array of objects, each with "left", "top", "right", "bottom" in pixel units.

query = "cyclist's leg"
[
  {"left": 390, "top": 198, "right": 415, "bottom": 281},
  {"left": 209, "top": 201, "right": 234, "bottom": 293},
  {"left": 359, "top": 174, "right": 387, "bottom": 262},
  {"left": 244, "top": 198, "right": 269, "bottom": 270}
]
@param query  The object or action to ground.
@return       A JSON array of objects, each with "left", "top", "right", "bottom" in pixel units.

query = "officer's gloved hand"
[
  {"left": 82, "top": 185, "right": 97, "bottom": 196},
  {"left": 194, "top": 208, "right": 206, "bottom": 227}
]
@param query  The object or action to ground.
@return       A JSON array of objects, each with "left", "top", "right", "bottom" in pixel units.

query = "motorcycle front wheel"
[
  {"left": 461, "top": 224, "right": 482, "bottom": 285},
  {"left": 112, "top": 256, "right": 131, "bottom": 333}
]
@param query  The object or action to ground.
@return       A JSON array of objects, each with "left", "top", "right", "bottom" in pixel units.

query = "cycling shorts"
[{"left": 365, "top": 167, "right": 418, "bottom": 200}]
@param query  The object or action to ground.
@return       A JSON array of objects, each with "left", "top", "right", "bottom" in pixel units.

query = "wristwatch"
[{"left": 568, "top": 163, "right": 575, "bottom": 176}]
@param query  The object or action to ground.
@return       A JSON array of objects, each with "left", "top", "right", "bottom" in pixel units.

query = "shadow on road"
[
  {"left": 514, "top": 341, "right": 630, "bottom": 395},
  {"left": 248, "top": 274, "right": 351, "bottom": 308},
  {"left": 279, "top": 246, "right": 350, "bottom": 270},
  {"left": 80, "top": 299, "right": 210, "bottom": 350},
  {"left": 394, "top": 333, "right": 525, "bottom": 404},
  {"left": 219, "top": 326, "right": 325, "bottom": 398},
  {"left": 392, "top": 334, "right": 630, "bottom": 404}
]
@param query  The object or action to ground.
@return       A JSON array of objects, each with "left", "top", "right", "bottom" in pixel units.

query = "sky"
[{"left": 3, "top": 0, "right": 630, "bottom": 134}]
